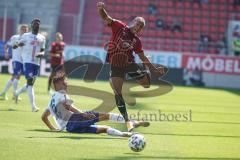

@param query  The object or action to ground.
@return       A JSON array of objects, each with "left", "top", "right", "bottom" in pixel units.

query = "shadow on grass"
[
  {"left": 26, "top": 129, "right": 125, "bottom": 140},
  {"left": 0, "top": 108, "right": 27, "bottom": 112},
  {"left": 79, "top": 156, "right": 240, "bottom": 160},
  {"left": 142, "top": 132, "right": 240, "bottom": 139},
  {"left": 25, "top": 136, "right": 122, "bottom": 140},
  {"left": 27, "top": 129, "right": 58, "bottom": 133},
  {"left": 56, "top": 136, "right": 123, "bottom": 140}
]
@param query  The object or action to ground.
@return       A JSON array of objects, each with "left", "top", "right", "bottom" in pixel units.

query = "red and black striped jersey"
[{"left": 106, "top": 20, "right": 143, "bottom": 68}]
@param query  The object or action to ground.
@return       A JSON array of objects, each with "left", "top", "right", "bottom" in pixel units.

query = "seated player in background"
[
  {"left": 0, "top": 24, "right": 28, "bottom": 100},
  {"left": 41, "top": 72, "right": 149, "bottom": 137},
  {"left": 47, "top": 32, "right": 65, "bottom": 92}
]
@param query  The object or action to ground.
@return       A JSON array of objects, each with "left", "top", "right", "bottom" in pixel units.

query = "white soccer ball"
[{"left": 128, "top": 134, "right": 146, "bottom": 152}]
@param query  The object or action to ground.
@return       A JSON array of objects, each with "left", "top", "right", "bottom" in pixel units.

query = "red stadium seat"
[
  {"left": 210, "top": 11, "right": 217, "bottom": 18},
  {"left": 156, "top": 30, "right": 164, "bottom": 38},
  {"left": 210, "top": 4, "right": 217, "bottom": 11},
  {"left": 167, "top": 8, "right": 175, "bottom": 15},
  {"left": 210, "top": 26, "right": 216, "bottom": 33},
  {"left": 192, "top": 33, "right": 199, "bottom": 40},
  {"left": 158, "top": 1, "right": 168, "bottom": 7},
  {"left": 175, "top": 9, "right": 182, "bottom": 16},
  {"left": 193, "top": 17, "right": 199, "bottom": 24},
  {"left": 184, "top": 1, "right": 191, "bottom": 9},
  {"left": 167, "top": 1, "right": 173, "bottom": 7},
  {"left": 173, "top": 32, "right": 182, "bottom": 39},
  {"left": 182, "top": 40, "right": 192, "bottom": 52},
  {"left": 201, "top": 25, "right": 209, "bottom": 33},
  {"left": 218, "top": 26, "right": 225, "bottom": 33},
  {"left": 193, "top": 24, "right": 199, "bottom": 32},
  {"left": 193, "top": 3, "right": 199, "bottom": 10},
  {"left": 219, "top": 19, "right": 225, "bottom": 26},
  {"left": 219, "top": 12, "right": 226, "bottom": 19},
  {"left": 184, "top": 17, "right": 192, "bottom": 24},
  {"left": 183, "top": 32, "right": 191, "bottom": 39},
  {"left": 183, "top": 25, "right": 192, "bottom": 32},
  {"left": 193, "top": 10, "right": 201, "bottom": 17},
  {"left": 202, "top": 11, "right": 209, "bottom": 17},
  {"left": 210, "top": 19, "right": 217, "bottom": 26},
  {"left": 201, "top": 4, "right": 209, "bottom": 11},
  {"left": 184, "top": 9, "right": 192, "bottom": 16},
  {"left": 201, "top": 18, "right": 208, "bottom": 25}
]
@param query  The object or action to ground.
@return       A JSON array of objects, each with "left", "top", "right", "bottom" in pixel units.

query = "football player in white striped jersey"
[
  {"left": 14, "top": 19, "right": 46, "bottom": 112},
  {"left": 0, "top": 24, "right": 28, "bottom": 101}
]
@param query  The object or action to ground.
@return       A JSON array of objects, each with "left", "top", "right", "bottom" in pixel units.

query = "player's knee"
[
  {"left": 14, "top": 75, "right": 21, "bottom": 80},
  {"left": 115, "top": 94, "right": 125, "bottom": 106},
  {"left": 98, "top": 113, "right": 109, "bottom": 121},
  {"left": 27, "top": 78, "right": 35, "bottom": 86}
]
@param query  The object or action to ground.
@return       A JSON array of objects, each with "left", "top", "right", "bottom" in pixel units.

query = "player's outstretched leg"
[
  {"left": 26, "top": 77, "right": 39, "bottom": 112},
  {"left": 98, "top": 126, "right": 133, "bottom": 137},
  {"left": 12, "top": 76, "right": 23, "bottom": 101},
  {"left": 95, "top": 112, "right": 150, "bottom": 130},
  {"left": 14, "top": 84, "right": 27, "bottom": 103},
  {"left": 65, "top": 113, "right": 133, "bottom": 137},
  {"left": 0, "top": 78, "right": 13, "bottom": 100},
  {"left": 110, "top": 77, "right": 136, "bottom": 132}
]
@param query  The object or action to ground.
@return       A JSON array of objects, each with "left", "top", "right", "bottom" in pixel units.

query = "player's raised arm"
[
  {"left": 97, "top": 2, "right": 113, "bottom": 25},
  {"left": 41, "top": 108, "right": 58, "bottom": 131}
]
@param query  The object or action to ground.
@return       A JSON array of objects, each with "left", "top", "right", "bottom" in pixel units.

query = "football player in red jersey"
[
  {"left": 48, "top": 32, "right": 65, "bottom": 92},
  {"left": 97, "top": 2, "right": 165, "bottom": 132}
]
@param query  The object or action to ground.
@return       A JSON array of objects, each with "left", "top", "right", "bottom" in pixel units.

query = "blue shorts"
[
  {"left": 66, "top": 111, "right": 100, "bottom": 133},
  {"left": 12, "top": 61, "right": 23, "bottom": 76},
  {"left": 23, "top": 63, "right": 40, "bottom": 79}
]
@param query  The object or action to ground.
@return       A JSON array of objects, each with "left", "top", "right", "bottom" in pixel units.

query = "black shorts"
[
  {"left": 110, "top": 63, "right": 147, "bottom": 80},
  {"left": 51, "top": 65, "right": 64, "bottom": 74}
]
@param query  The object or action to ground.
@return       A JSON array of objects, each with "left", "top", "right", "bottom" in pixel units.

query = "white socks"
[
  {"left": 109, "top": 113, "right": 125, "bottom": 123},
  {"left": 107, "top": 127, "right": 124, "bottom": 137},
  {"left": 2, "top": 79, "right": 13, "bottom": 93},
  {"left": 12, "top": 79, "right": 19, "bottom": 95},
  {"left": 15, "top": 84, "right": 27, "bottom": 96},
  {"left": 27, "top": 86, "right": 36, "bottom": 109}
]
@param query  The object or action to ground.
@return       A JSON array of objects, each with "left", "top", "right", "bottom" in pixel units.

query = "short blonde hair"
[{"left": 20, "top": 24, "right": 28, "bottom": 28}]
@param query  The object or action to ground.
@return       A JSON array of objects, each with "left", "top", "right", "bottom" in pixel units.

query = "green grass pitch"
[{"left": 0, "top": 74, "right": 240, "bottom": 160}]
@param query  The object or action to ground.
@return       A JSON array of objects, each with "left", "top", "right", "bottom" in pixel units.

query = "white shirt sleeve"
[
  {"left": 18, "top": 34, "right": 27, "bottom": 45},
  {"left": 7, "top": 36, "right": 14, "bottom": 46},
  {"left": 40, "top": 36, "right": 46, "bottom": 50}
]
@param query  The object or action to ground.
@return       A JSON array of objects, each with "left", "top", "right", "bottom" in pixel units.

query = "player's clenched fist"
[{"left": 97, "top": 2, "right": 105, "bottom": 9}]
